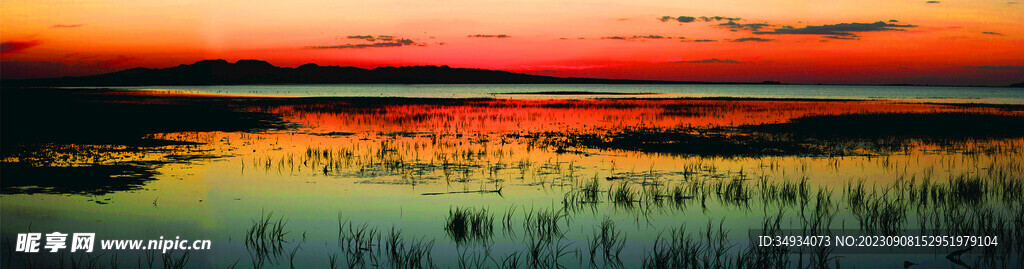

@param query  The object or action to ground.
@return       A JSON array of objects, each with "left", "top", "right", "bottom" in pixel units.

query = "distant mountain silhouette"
[
  {"left": 3, "top": 59, "right": 747, "bottom": 86},
  {"left": 1010, "top": 82, "right": 1024, "bottom": 88}
]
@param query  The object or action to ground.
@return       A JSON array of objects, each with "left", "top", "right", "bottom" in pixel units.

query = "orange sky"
[{"left": 1, "top": 0, "right": 1022, "bottom": 85}]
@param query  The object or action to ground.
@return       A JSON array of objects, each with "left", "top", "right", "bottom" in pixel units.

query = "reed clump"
[{"left": 444, "top": 207, "right": 495, "bottom": 245}]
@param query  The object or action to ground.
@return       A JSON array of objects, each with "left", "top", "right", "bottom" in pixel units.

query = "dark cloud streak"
[
  {"left": 823, "top": 35, "right": 858, "bottom": 40},
  {"left": 659, "top": 16, "right": 740, "bottom": 23},
  {"left": 468, "top": 34, "right": 510, "bottom": 38},
  {"left": 0, "top": 40, "right": 42, "bottom": 54},
  {"left": 347, "top": 35, "right": 376, "bottom": 41},
  {"left": 311, "top": 38, "right": 416, "bottom": 49},
  {"left": 731, "top": 37, "right": 774, "bottom": 42},
  {"left": 753, "top": 21, "right": 917, "bottom": 37},
  {"left": 658, "top": 16, "right": 696, "bottom": 23},
  {"left": 718, "top": 21, "right": 772, "bottom": 31},
  {"left": 701, "top": 16, "right": 741, "bottom": 22}
]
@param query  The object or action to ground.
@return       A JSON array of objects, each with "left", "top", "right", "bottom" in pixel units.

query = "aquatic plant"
[
  {"left": 587, "top": 217, "right": 626, "bottom": 266},
  {"left": 246, "top": 210, "right": 289, "bottom": 268},
  {"left": 444, "top": 207, "right": 495, "bottom": 245}
]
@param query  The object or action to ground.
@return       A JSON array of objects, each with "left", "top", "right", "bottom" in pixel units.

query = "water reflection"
[{"left": 1, "top": 90, "right": 1022, "bottom": 268}]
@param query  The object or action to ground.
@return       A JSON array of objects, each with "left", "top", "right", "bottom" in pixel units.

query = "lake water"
[
  {"left": 84, "top": 84, "right": 1024, "bottom": 103},
  {"left": 2, "top": 87, "right": 1022, "bottom": 268}
]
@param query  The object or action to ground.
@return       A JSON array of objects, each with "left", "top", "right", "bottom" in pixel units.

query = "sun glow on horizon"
[{"left": 1, "top": 0, "right": 1022, "bottom": 85}]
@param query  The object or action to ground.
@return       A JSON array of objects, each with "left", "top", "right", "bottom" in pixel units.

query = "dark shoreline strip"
[
  {"left": 497, "top": 91, "right": 662, "bottom": 95},
  {"left": 422, "top": 188, "right": 503, "bottom": 196}
]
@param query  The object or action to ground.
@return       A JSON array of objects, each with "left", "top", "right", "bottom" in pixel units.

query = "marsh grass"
[
  {"left": 670, "top": 185, "right": 691, "bottom": 204},
  {"left": 337, "top": 216, "right": 380, "bottom": 268},
  {"left": 454, "top": 243, "right": 527, "bottom": 269},
  {"left": 445, "top": 207, "right": 495, "bottom": 245},
  {"left": 328, "top": 253, "right": 339, "bottom": 269},
  {"left": 587, "top": 217, "right": 626, "bottom": 267},
  {"left": 0, "top": 249, "right": 197, "bottom": 269},
  {"left": 580, "top": 175, "right": 601, "bottom": 201},
  {"left": 502, "top": 206, "right": 518, "bottom": 239},
  {"left": 385, "top": 228, "right": 436, "bottom": 269},
  {"left": 522, "top": 207, "right": 570, "bottom": 244},
  {"left": 715, "top": 179, "right": 751, "bottom": 208},
  {"left": 562, "top": 175, "right": 603, "bottom": 213},
  {"left": 608, "top": 182, "right": 640, "bottom": 209},
  {"left": 498, "top": 251, "right": 524, "bottom": 269},
  {"left": 336, "top": 214, "right": 436, "bottom": 269},
  {"left": 643, "top": 221, "right": 734, "bottom": 269},
  {"left": 10, "top": 157, "right": 1014, "bottom": 269},
  {"left": 231, "top": 157, "right": 1021, "bottom": 268},
  {"left": 246, "top": 210, "right": 289, "bottom": 268},
  {"left": 161, "top": 250, "right": 191, "bottom": 269},
  {"left": 736, "top": 212, "right": 791, "bottom": 269},
  {"left": 524, "top": 236, "right": 577, "bottom": 269},
  {"left": 758, "top": 176, "right": 809, "bottom": 207},
  {"left": 456, "top": 243, "right": 493, "bottom": 269}
]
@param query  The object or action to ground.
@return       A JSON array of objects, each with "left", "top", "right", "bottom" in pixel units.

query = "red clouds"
[{"left": 0, "top": 40, "right": 42, "bottom": 54}]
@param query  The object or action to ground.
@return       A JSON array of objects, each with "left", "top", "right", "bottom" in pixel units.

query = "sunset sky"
[{"left": 1, "top": 0, "right": 1022, "bottom": 85}]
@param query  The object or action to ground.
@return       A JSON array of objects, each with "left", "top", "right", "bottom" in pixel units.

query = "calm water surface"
[
  {"left": 2, "top": 87, "right": 1022, "bottom": 268},
  {"left": 83, "top": 84, "right": 1024, "bottom": 103}
]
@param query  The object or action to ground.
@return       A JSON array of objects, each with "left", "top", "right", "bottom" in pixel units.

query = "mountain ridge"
[
  {"left": 1, "top": 59, "right": 778, "bottom": 86},
  {"left": 3, "top": 59, "right": 1019, "bottom": 87}
]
